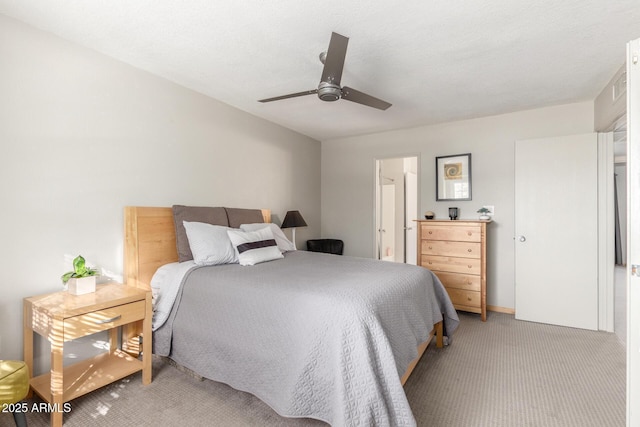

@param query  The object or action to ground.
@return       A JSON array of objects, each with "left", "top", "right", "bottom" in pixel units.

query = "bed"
[{"left": 123, "top": 206, "right": 459, "bottom": 426}]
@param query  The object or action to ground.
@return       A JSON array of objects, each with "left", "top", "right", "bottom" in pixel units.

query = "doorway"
[
  {"left": 612, "top": 116, "right": 627, "bottom": 345},
  {"left": 375, "top": 156, "right": 419, "bottom": 264},
  {"left": 613, "top": 115, "right": 628, "bottom": 267}
]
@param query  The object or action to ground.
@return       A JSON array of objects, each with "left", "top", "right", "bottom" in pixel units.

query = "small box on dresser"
[{"left": 417, "top": 219, "right": 490, "bottom": 321}]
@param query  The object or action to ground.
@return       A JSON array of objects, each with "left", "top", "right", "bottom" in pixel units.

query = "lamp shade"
[{"left": 281, "top": 210, "right": 307, "bottom": 228}]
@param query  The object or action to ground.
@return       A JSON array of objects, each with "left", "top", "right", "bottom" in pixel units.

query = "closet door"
[{"left": 514, "top": 134, "right": 598, "bottom": 330}]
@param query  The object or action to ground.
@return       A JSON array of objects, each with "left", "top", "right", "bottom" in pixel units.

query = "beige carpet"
[{"left": 8, "top": 312, "right": 625, "bottom": 427}]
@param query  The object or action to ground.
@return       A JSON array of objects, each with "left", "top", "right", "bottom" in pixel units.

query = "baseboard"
[{"left": 487, "top": 305, "right": 515, "bottom": 315}]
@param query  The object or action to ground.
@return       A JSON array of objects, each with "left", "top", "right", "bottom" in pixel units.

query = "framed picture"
[{"left": 435, "top": 153, "right": 472, "bottom": 201}]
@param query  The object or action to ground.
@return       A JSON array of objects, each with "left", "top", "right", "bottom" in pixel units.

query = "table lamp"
[{"left": 281, "top": 210, "right": 307, "bottom": 250}]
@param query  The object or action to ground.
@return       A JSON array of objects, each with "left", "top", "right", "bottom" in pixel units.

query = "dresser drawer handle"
[
  {"left": 468, "top": 249, "right": 472, "bottom": 252},
  {"left": 467, "top": 296, "right": 472, "bottom": 301},
  {"left": 468, "top": 265, "right": 472, "bottom": 268},
  {"left": 95, "top": 315, "right": 122, "bottom": 324},
  {"left": 428, "top": 231, "right": 433, "bottom": 235},
  {"left": 428, "top": 246, "right": 433, "bottom": 250},
  {"left": 467, "top": 232, "right": 472, "bottom": 236}
]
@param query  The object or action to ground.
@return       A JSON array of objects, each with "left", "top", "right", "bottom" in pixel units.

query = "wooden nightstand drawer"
[
  {"left": 421, "top": 240, "right": 481, "bottom": 259},
  {"left": 64, "top": 300, "right": 145, "bottom": 341},
  {"left": 434, "top": 271, "right": 481, "bottom": 291},
  {"left": 421, "top": 255, "right": 481, "bottom": 275},
  {"left": 420, "top": 225, "right": 481, "bottom": 242},
  {"left": 446, "top": 288, "right": 481, "bottom": 309}
]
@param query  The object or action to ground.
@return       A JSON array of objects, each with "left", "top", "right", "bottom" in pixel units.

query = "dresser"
[{"left": 417, "top": 220, "right": 489, "bottom": 321}]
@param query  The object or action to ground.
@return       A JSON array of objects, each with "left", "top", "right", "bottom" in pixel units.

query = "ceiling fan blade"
[
  {"left": 341, "top": 86, "right": 392, "bottom": 110},
  {"left": 320, "top": 32, "right": 349, "bottom": 86},
  {"left": 258, "top": 89, "right": 318, "bottom": 103}
]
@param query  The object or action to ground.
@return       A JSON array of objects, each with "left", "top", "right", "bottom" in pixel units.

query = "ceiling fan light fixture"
[
  {"left": 317, "top": 82, "right": 341, "bottom": 102},
  {"left": 258, "top": 32, "right": 391, "bottom": 110}
]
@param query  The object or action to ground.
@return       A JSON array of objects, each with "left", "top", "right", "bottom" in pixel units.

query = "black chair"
[{"left": 307, "top": 239, "right": 344, "bottom": 255}]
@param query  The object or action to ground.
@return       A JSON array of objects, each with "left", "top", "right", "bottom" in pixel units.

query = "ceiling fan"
[{"left": 258, "top": 32, "right": 392, "bottom": 110}]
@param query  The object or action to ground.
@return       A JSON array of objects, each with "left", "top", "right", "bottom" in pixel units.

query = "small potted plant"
[
  {"left": 62, "top": 255, "right": 99, "bottom": 295},
  {"left": 477, "top": 207, "right": 491, "bottom": 220}
]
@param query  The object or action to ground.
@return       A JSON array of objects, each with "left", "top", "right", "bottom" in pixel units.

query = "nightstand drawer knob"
[{"left": 96, "top": 315, "right": 122, "bottom": 324}]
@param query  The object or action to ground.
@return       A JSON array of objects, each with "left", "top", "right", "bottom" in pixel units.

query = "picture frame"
[{"left": 435, "top": 153, "right": 472, "bottom": 201}]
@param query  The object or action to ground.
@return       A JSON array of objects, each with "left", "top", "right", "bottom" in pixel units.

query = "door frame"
[{"left": 373, "top": 153, "right": 421, "bottom": 261}]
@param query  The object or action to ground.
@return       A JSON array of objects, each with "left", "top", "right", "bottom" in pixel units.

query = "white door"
[
  {"left": 626, "top": 37, "right": 640, "bottom": 427},
  {"left": 381, "top": 184, "right": 395, "bottom": 261},
  {"left": 515, "top": 134, "right": 598, "bottom": 330},
  {"left": 405, "top": 171, "right": 418, "bottom": 265}
]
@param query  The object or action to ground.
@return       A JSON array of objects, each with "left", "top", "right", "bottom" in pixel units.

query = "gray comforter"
[{"left": 154, "top": 251, "right": 458, "bottom": 426}]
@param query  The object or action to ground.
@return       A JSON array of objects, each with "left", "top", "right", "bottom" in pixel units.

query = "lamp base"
[{"left": 291, "top": 228, "right": 297, "bottom": 250}]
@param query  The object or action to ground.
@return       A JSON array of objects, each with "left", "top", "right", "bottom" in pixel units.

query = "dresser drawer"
[
  {"left": 446, "top": 288, "right": 481, "bottom": 309},
  {"left": 434, "top": 271, "right": 481, "bottom": 291},
  {"left": 421, "top": 255, "right": 481, "bottom": 275},
  {"left": 64, "top": 300, "right": 146, "bottom": 341},
  {"left": 421, "top": 240, "right": 481, "bottom": 259},
  {"left": 420, "top": 225, "right": 482, "bottom": 242}
]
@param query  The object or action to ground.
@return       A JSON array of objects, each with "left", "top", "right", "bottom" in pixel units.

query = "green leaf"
[{"left": 73, "top": 255, "right": 86, "bottom": 274}]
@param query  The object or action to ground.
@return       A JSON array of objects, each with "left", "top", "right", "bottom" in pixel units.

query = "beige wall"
[
  {"left": 0, "top": 15, "right": 320, "bottom": 361},
  {"left": 321, "top": 101, "right": 594, "bottom": 311}
]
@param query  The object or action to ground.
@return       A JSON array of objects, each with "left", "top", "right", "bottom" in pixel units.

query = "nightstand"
[{"left": 23, "top": 283, "right": 152, "bottom": 427}]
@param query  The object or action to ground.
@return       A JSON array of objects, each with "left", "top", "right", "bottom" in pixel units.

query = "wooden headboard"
[{"left": 124, "top": 206, "right": 271, "bottom": 291}]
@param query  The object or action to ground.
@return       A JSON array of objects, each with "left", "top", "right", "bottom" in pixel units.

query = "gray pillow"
[
  {"left": 225, "top": 207, "right": 264, "bottom": 228},
  {"left": 172, "top": 205, "right": 229, "bottom": 262}
]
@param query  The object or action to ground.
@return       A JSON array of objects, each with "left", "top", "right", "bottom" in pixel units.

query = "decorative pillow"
[
  {"left": 172, "top": 205, "right": 229, "bottom": 262},
  {"left": 225, "top": 207, "right": 265, "bottom": 228},
  {"left": 183, "top": 221, "right": 238, "bottom": 266},
  {"left": 227, "top": 227, "right": 284, "bottom": 266},
  {"left": 240, "top": 223, "right": 296, "bottom": 252}
]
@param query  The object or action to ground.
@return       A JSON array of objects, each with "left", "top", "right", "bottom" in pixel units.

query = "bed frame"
[{"left": 122, "top": 206, "right": 442, "bottom": 386}]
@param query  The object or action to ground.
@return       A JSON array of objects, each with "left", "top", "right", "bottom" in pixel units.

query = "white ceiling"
[{"left": 1, "top": 1, "right": 639, "bottom": 141}]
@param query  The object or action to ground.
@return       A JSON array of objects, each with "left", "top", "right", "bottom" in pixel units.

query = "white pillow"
[
  {"left": 240, "top": 223, "right": 296, "bottom": 252},
  {"left": 227, "top": 227, "right": 284, "bottom": 266},
  {"left": 183, "top": 221, "right": 238, "bottom": 266}
]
